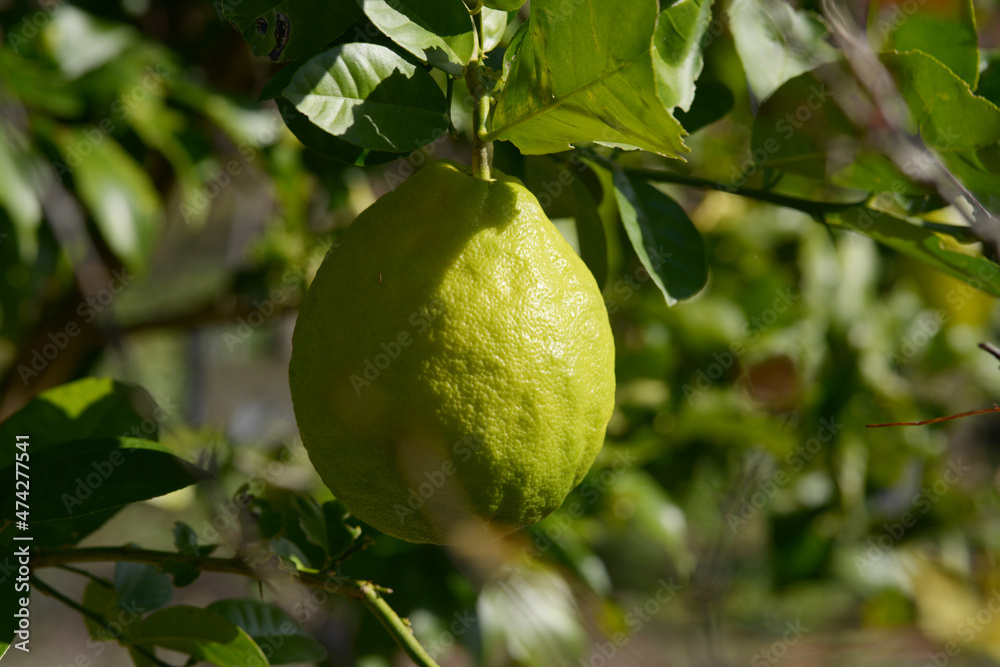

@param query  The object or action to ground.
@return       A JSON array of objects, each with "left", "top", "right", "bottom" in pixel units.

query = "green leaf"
[
  {"left": 728, "top": 0, "right": 839, "bottom": 102},
  {"left": 133, "top": 605, "right": 270, "bottom": 666},
  {"left": 870, "top": 0, "right": 978, "bottom": 88},
  {"left": 173, "top": 521, "right": 218, "bottom": 558},
  {"left": 829, "top": 206, "right": 1000, "bottom": 298},
  {"left": 116, "top": 563, "right": 174, "bottom": 614},
  {"left": 276, "top": 98, "right": 405, "bottom": 166},
  {"left": 573, "top": 178, "right": 609, "bottom": 291},
  {"left": 978, "top": 50, "right": 1000, "bottom": 107},
  {"left": 273, "top": 43, "right": 449, "bottom": 153},
  {"left": 612, "top": 171, "right": 707, "bottom": 305},
  {"left": 481, "top": 8, "right": 509, "bottom": 53},
  {"left": 49, "top": 127, "right": 162, "bottom": 272},
  {"left": 0, "top": 437, "right": 210, "bottom": 523},
  {"left": 652, "top": 0, "right": 714, "bottom": 112},
  {"left": 82, "top": 580, "right": 126, "bottom": 642},
  {"left": 752, "top": 52, "right": 1000, "bottom": 195},
  {"left": 674, "top": 79, "right": 734, "bottom": 134},
  {"left": 206, "top": 599, "right": 328, "bottom": 664},
  {"left": 322, "top": 499, "right": 361, "bottom": 561},
  {"left": 491, "top": 0, "right": 688, "bottom": 157},
  {"left": 161, "top": 558, "right": 202, "bottom": 588},
  {"left": 128, "top": 647, "right": 159, "bottom": 667},
  {"left": 0, "top": 130, "right": 42, "bottom": 264},
  {"left": 359, "top": 0, "right": 475, "bottom": 76},
  {"left": 43, "top": 5, "right": 136, "bottom": 78},
  {"left": 221, "top": 0, "right": 360, "bottom": 63},
  {"left": 0, "top": 378, "right": 161, "bottom": 471}
]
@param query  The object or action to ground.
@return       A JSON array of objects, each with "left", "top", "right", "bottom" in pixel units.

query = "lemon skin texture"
[{"left": 289, "top": 160, "right": 615, "bottom": 545}]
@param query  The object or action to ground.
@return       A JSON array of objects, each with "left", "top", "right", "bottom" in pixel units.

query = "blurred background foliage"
[{"left": 2, "top": 0, "right": 1000, "bottom": 665}]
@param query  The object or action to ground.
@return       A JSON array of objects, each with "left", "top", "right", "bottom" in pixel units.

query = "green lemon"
[{"left": 289, "top": 160, "right": 615, "bottom": 545}]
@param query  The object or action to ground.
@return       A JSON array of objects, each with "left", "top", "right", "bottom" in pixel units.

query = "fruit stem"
[{"left": 467, "top": 10, "right": 493, "bottom": 180}]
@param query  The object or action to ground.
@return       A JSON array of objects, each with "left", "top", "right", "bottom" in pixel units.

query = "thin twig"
[
  {"left": 979, "top": 342, "right": 1000, "bottom": 364},
  {"left": 867, "top": 405, "right": 1000, "bottom": 428},
  {"left": 32, "top": 546, "right": 439, "bottom": 666}
]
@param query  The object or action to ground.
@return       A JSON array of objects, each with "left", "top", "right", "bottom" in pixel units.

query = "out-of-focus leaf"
[
  {"left": 729, "top": 0, "right": 839, "bottom": 103},
  {"left": 652, "top": 0, "right": 714, "bottom": 112},
  {"left": 0, "top": 51, "right": 82, "bottom": 116},
  {"left": 870, "top": 0, "right": 978, "bottom": 88},
  {"left": 221, "top": 0, "right": 360, "bottom": 62},
  {"left": 268, "top": 43, "right": 449, "bottom": 153},
  {"left": 49, "top": 126, "right": 162, "bottom": 272},
  {"left": 360, "top": 0, "right": 475, "bottom": 76},
  {"left": 492, "top": 0, "right": 688, "bottom": 157},
  {"left": 133, "top": 606, "right": 269, "bottom": 666},
  {"left": 753, "top": 52, "right": 1000, "bottom": 195},
  {"left": 613, "top": 170, "right": 708, "bottom": 304},
  {"left": 479, "top": 566, "right": 587, "bottom": 667},
  {"left": 42, "top": 5, "right": 136, "bottom": 78},
  {"left": 829, "top": 206, "right": 1000, "bottom": 298},
  {"left": 0, "top": 130, "right": 42, "bottom": 264},
  {"left": 83, "top": 580, "right": 126, "bottom": 642},
  {"left": 116, "top": 563, "right": 174, "bottom": 614},
  {"left": 207, "top": 599, "right": 328, "bottom": 664},
  {"left": 979, "top": 50, "right": 1000, "bottom": 107}
]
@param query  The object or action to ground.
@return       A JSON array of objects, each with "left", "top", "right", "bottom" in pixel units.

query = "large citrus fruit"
[{"left": 289, "top": 160, "right": 615, "bottom": 545}]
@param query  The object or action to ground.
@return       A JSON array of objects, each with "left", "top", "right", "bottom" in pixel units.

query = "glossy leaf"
[
  {"left": 116, "top": 562, "right": 174, "bottom": 614},
  {"left": 652, "top": 0, "right": 714, "bottom": 112},
  {"left": 133, "top": 606, "right": 269, "bottom": 666},
  {"left": 276, "top": 98, "right": 405, "bottom": 166},
  {"left": 829, "top": 206, "right": 1000, "bottom": 298},
  {"left": 207, "top": 599, "right": 328, "bottom": 664},
  {"left": 481, "top": 8, "right": 509, "bottom": 53},
  {"left": 613, "top": 171, "right": 707, "bottom": 305},
  {"left": 50, "top": 127, "right": 162, "bottom": 272},
  {"left": 729, "top": 0, "right": 839, "bottom": 103},
  {"left": 492, "top": 0, "right": 688, "bottom": 157},
  {"left": 0, "top": 437, "right": 210, "bottom": 523},
  {"left": 870, "top": 0, "right": 978, "bottom": 87},
  {"left": 359, "top": 0, "right": 475, "bottom": 76},
  {"left": 271, "top": 43, "right": 449, "bottom": 153},
  {"left": 221, "top": 0, "right": 360, "bottom": 63},
  {"left": 0, "top": 378, "right": 160, "bottom": 470}
]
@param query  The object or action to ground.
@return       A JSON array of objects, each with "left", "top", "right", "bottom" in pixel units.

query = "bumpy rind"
[{"left": 289, "top": 160, "right": 615, "bottom": 545}]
